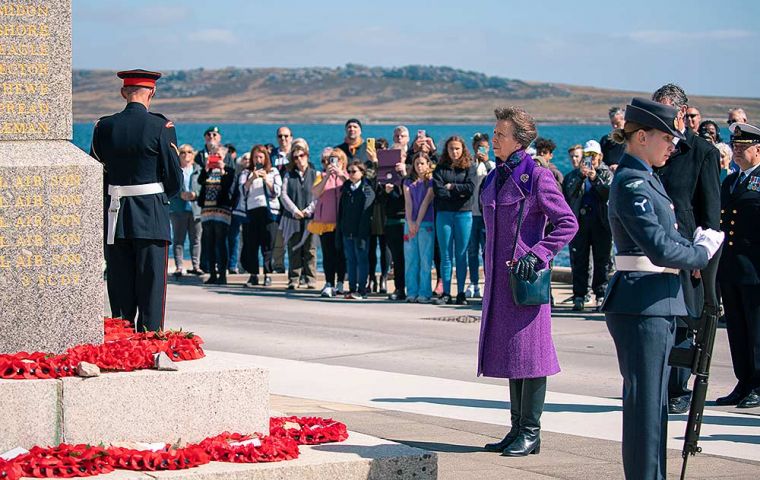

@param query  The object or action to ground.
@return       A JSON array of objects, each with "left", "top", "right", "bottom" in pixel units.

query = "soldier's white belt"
[
  {"left": 614, "top": 255, "right": 679, "bottom": 275},
  {"left": 107, "top": 183, "right": 164, "bottom": 245}
]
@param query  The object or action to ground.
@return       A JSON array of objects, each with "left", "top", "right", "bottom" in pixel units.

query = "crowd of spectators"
[{"left": 169, "top": 104, "right": 745, "bottom": 309}]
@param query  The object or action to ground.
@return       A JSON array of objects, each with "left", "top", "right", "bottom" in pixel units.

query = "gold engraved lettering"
[
  {"left": 15, "top": 214, "right": 42, "bottom": 227},
  {"left": 0, "top": 254, "right": 8, "bottom": 268},
  {"left": 0, "top": 63, "right": 49, "bottom": 76},
  {"left": 15, "top": 233, "right": 43, "bottom": 247},
  {"left": 0, "top": 176, "right": 5, "bottom": 187},
  {"left": 50, "top": 233, "right": 80, "bottom": 246},
  {"left": 0, "top": 5, "right": 49, "bottom": 16},
  {"left": 0, "top": 235, "right": 5, "bottom": 247},
  {"left": 0, "top": 23, "right": 50, "bottom": 36},
  {"left": 0, "top": 43, "right": 48, "bottom": 56},
  {"left": 0, "top": 195, "right": 5, "bottom": 207},
  {"left": 14, "top": 194, "right": 43, "bottom": 207},
  {"left": 38, "top": 273, "right": 80, "bottom": 287},
  {"left": 50, "top": 194, "right": 81, "bottom": 207},
  {"left": 1, "top": 83, "right": 49, "bottom": 95},
  {"left": 51, "top": 214, "right": 80, "bottom": 226},
  {"left": 0, "top": 101, "right": 50, "bottom": 115},
  {"left": 49, "top": 174, "right": 81, "bottom": 187},
  {"left": 15, "top": 253, "right": 42, "bottom": 268},
  {"left": 0, "top": 122, "right": 50, "bottom": 134},
  {"left": 20, "top": 273, "right": 30, "bottom": 286},
  {"left": 0, "top": 216, "right": 6, "bottom": 227},
  {"left": 52, "top": 253, "right": 82, "bottom": 266},
  {"left": 13, "top": 175, "right": 42, "bottom": 188}
]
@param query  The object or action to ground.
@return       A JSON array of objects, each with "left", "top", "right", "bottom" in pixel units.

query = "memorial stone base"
[{"left": 0, "top": 141, "right": 103, "bottom": 354}]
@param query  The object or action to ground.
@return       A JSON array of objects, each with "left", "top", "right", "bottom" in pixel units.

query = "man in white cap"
[{"left": 562, "top": 139, "right": 614, "bottom": 311}]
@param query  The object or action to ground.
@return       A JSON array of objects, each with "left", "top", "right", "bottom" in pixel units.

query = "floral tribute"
[
  {"left": 0, "top": 457, "right": 23, "bottom": 480},
  {"left": 0, "top": 318, "right": 204, "bottom": 380},
  {"left": 198, "top": 433, "right": 299, "bottom": 463},
  {"left": 269, "top": 416, "right": 349, "bottom": 445},
  {"left": 13, "top": 444, "right": 113, "bottom": 478},
  {"left": 106, "top": 444, "right": 210, "bottom": 471}
]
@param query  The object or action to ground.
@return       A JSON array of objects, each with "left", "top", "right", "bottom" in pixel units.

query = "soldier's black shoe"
[
  {"left": 737, "top": 390, "right": 760, "bottom": 409},
  {"left": 215, "top": 275, "right": 227, "bottom": 285},
  {"left": 204, "top": 275, "right": 217, "bottom": 285},
  {"left": 668, "top": 396, "right": 691, "bottom": 414},
  {"left": 715, "top": 385, "right": 751, "bottom": 406}
]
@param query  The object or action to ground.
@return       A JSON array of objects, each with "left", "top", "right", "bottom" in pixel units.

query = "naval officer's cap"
[
  {"left": 729, "top": 122, "right": 760, "bottom": 146},
  {"left": 624, "top": 97, "right": 685, "bottom": 140},
  {"left": 116, "top": 69, "right": 162, "bottom": 88}
]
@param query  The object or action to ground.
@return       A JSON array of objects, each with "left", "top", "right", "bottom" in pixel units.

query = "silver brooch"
[{"left": 520, "top": 174, "right": 529, "bottom": 183}]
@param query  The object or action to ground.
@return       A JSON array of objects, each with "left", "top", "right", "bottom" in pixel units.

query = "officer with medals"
[
  {"left": 90, "top": 70, "right": 182, "bottom": 332},
  {"left": 601, "top": 98, "right": 724, "bottom": 480},
  {"left": 716, "top": 122, "right": 760, "bottom": 408}
]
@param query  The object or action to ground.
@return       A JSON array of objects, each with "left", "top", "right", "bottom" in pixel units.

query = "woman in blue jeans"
[
  {"left": 403, "top": 152, "right": 436, "bottom": 302},
  {"left": 338, "top": 161, "right": 375, "bottom": 299},
  {"left": 432, "top": 136, "right": 476, "bottom": 305}
]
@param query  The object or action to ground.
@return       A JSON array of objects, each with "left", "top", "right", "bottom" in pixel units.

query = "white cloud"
[
  {"left": 625, "top": 29, "right": 756, "bottom": 44},
  {"left": 193, "top": 29, "right": 238, "bottom": 46}
]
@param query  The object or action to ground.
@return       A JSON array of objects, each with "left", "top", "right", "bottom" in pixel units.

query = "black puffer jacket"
[{"left": 338, "top": 178, "right": 375, "bottom": 238}]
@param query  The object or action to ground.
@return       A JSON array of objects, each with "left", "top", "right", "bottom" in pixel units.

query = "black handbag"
[{"left": 509, "top": 199, "right": 552, "bottom": 306}]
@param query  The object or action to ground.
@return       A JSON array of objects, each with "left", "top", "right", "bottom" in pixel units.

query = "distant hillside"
[{"left": 72, "top": 64, "right": 760, "bottom": 124}]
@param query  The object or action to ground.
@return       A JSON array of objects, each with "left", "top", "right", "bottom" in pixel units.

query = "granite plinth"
[
  {"left": 0, "top": 0, "right": 73, "bottom": 140},
  {"left": 0, "top": 141, "right": 103, "bottom": 354},
  {"left": 60, "top": 351, "right": 270, "bottom": 444},
  {"left": 0, "top": 379, "right": 59, "bottom": 451}
]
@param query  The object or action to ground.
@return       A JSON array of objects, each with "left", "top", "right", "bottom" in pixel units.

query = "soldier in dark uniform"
[
  {"left": 650, "top": 84, "right": 722, "bottom": 414},
  {"left": 602, "top": 98, "right": 724, "bottom": 480},
  {"left": 90, "top": 69, "right": 182, "bottom": 332},
  {"left": 716, "top": 122, "right": 760, "bottom": 409}
]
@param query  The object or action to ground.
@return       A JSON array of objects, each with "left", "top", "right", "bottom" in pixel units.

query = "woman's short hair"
[
  {"left": 698, "top": 120, "right": 723, "bottom": 143},
  {"left": 323, "top": 148, "right": 348, "bottom": 169},
  {"left": 287, "top": 143, "right": 310, "bottom": 171},
  {"left": 178, "top": 143, "right": 195, "bottom": 154},
  {"left": 568, "top": 144, "right": 583, "bottom": 154},
  {"left": 716, "top": 142, "right": 732, "bottom": 163},
  {"left": 611, "top": 122, "right": 653, "bottom": 145},
  {"left": 291, "top": 138, "right": 309, "bottom": 155},
  {"left": 439, "top": 135, "right": 472, "bottom": 169},
  {"left": 248, "top": 144, "right": 273, "bottom": 172},
  {"left": 494, "top": 106, "right": 538, "bottom": 148}
]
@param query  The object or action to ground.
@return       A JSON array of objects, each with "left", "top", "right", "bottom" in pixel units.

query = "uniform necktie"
[{"left": 732, "top": 172, "right": 747, "bottom": 193}]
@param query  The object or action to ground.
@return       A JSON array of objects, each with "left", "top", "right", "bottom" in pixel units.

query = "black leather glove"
[{"left": 513, "top": 253, "right": 539, "bottom": 281}]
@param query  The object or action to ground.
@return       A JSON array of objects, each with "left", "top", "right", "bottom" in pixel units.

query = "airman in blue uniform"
[
  {"left": 90, "top": 69, "right": 182, "bottom": 332},
  {"left": 601, "top": 98, "right": 724, "bottom": 480}
]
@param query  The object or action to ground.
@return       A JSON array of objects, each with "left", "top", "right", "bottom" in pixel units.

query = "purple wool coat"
[{"left": 477, "top": 158, "right": 578, "bottom": 379}]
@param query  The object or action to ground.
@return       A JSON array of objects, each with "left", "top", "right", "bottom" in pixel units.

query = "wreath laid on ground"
[
  {"left": 0, "top": 318, "right": 204, "bottom": 380},
  {"left": 270, "top": 416, "right": 350, "bottom": 445}
]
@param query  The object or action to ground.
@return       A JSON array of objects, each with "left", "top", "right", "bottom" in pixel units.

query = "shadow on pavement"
[
  {"left": 671, "top": 414, "right": 760, "bottom": 428},
  {"left": 380, "top": 439, "right": 485, "bottom": 453},
  {"left": 371, "top": 396, "right": 622, "bottom": 413}
]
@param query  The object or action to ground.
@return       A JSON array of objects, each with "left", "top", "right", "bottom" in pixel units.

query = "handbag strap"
[{"left": 510, "top": 199, "right": 526, "bottom": 262}]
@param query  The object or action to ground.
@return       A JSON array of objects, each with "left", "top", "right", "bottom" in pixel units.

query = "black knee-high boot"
[
  {"left": 484, "top": 379, "right": 523, "bottom": 451},
  {"left": 502, "top": 376, "right": 546, "bottom": 456}
]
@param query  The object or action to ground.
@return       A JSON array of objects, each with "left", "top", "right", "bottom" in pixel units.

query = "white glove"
[{"left": 693, "top": 228, "right": 724, "bottom": 259}]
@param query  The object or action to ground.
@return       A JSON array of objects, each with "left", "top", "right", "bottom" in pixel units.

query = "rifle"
[{"left": 668, "top": 304, "right": 719, "bottom": 480}]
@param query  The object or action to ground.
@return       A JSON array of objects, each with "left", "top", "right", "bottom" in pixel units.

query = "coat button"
[
  {"left": 674, "top": 223, "right": 678, "bottom": 229},
  {"left": 720, "top": 219, "right": 723, "bottom": 224},
  {"left": 729, "top": 241, "right": 734, "bottom": 246},
  {"left": 721, "top": 209, "right": 725, "bottom": 214},
  {"left": 670, "top": 204, "right": 675, "bottom": 210},
  {"left": 733, "top": 209, "right": 738, "bottom": 214},
  {"left": 729, "top": 231, "right": 734, "bottom": 236},
  {"left": 731, "top": 220, "right": 735, "bottom": 225}
]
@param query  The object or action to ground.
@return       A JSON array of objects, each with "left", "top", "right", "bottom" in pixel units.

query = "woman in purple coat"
[{"left": 479, "top": 107, "right": 578, "bottom": 456}]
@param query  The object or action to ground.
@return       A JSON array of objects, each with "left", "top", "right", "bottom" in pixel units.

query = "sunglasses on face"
[
  {"left": 278, "top": 134, "right": 291, "bottom": 139},
  {"left": 684, "top": 114, "right": 699, "bottom": 119}
]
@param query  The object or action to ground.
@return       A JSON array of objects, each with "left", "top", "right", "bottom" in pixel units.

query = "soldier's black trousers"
[
  {"left": 721, "top": 282, "right": 760, "bottom": 390},
  {"left": 606, "top": 313, "right": 675, "bottom": 480},
  {"left": 106, "top": 238, "right": 168, "bottom": 332}
]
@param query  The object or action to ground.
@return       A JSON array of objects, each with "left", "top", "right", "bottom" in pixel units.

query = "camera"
[
  {"left": 417, "top": 129, "right": 426, "bottom": 139},
  {"left": 582, "top": 155, "right": 593, "bottom": 169},
  {"left": 255, "top": 163, "right": 264, "bottom": 170},
  {"left": 329, "top": 157, "right": 338, "bottom": 166}
]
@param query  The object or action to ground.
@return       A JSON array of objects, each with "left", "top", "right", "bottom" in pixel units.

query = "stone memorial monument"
[{"left": 0, "top": 0, "right": 103, "bottom": 353}]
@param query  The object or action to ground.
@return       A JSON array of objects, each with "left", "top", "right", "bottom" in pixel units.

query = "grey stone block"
[
  {"left": 0, "top": 0, "right": 73, "bottom": 140},
  {"left": 148, "top": 432, "right": 436, "bottom": 480},
  {"left": 0, "top": 378, "right": 59, "bottom": 451},
  {"left": 60, "top": 351, "right": 269, "bottom": 444},
  {"left": 0, "top": 140, "right": 103, "bottom": 354}
]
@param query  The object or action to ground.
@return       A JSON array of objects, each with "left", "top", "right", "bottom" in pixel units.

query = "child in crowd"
[{"left": 403, "top": 152, "right": 436, "bottom": 303}]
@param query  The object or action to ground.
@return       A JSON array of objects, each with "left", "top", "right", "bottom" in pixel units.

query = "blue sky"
[{"left": 72, "top": 0, "right": 760, "bottom": 98}]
